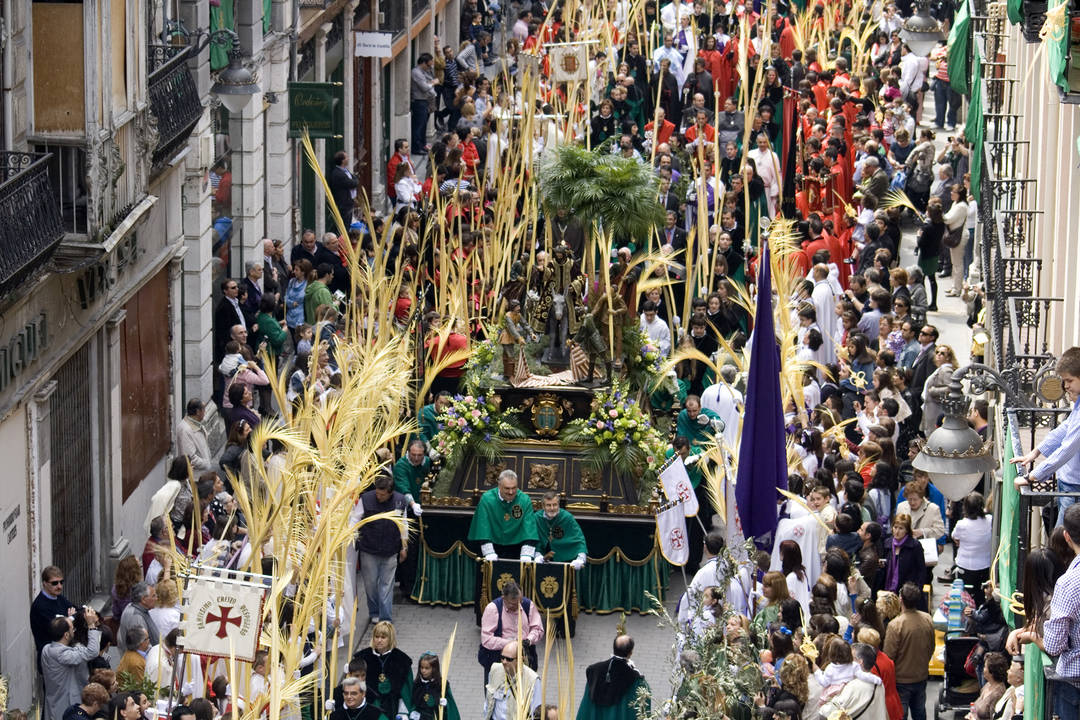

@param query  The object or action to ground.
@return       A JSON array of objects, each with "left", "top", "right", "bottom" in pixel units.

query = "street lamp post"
[
  {"left": 900, "top": 0, "right": 947, "bottom": 56},
  {"left": 163, "top": 23, "right": 261, "bottom": 112},
  {"left": 912, "top": 363, "right": 1021, "bottom": 501}
]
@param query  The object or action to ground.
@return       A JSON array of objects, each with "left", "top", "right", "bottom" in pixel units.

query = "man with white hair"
[{"left": 747, "top": 133, "right": 781, "bottom": 216}]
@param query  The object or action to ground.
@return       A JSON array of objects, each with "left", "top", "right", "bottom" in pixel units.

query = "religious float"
[{"left": 412, "top": 317, "right": 676, "bottom": 627}]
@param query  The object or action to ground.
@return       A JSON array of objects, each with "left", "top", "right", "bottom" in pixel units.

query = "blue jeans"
[
  {"left": 963, "top": 227, "right": 975, "bottom": 278},
  {"left": 1054, "top": 676, "right": 1080, "bottom": 720},
  {"left": 359, "top": 552, "right": 398, "bottom": 622},
  {"left": 1058, "top": 482, "right": 1080, "bottom": 527},
  {"left": 932, "top": 80, "right": 961, "bottom": 128},
  {"left": 896, "top": 680, "right": 927, "bottom": 720}
]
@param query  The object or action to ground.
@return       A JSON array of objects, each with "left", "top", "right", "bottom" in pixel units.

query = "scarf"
[{"left": 886, "top": 536, "right": 905, "bottom": 591}]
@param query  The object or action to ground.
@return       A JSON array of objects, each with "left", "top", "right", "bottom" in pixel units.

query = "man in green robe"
[
  {"left": 417, "top": 392, "right": 451, "bottom": 446},
  {"left": 468, "top": 469, "right": 539, "bottom": 562},
  {"left": 393, "top": 439, "right": 430, "bottom": 513},
  {"left": 674, "top": 395, "right": 723, "bottom": 453},
  {"left": 533, "top": 491, "right": 587, "bottom": 569},
  {"left": 576, "top": 635, "right": 649, "bottom": 720}
]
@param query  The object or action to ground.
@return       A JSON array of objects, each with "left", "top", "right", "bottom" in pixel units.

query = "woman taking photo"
[
  {"left": 921, "top": 344, "right": 957, "bottom": 436},
  {"left": 916, "top": 198, "right": 946, "bottom": 311}
]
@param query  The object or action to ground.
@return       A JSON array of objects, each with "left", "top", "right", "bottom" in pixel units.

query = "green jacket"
[
  {"left": 304, "top": 280, "right": 334, "bottom": 324},
  {"left": 253, "top": 311, "right": 288, "bottom": 357}
]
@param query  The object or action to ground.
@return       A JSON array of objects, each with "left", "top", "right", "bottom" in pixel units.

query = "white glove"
[
  {"left": 324, "top": 701, "right": 336, "bottom": 712},
  {"left": 428, "top": 447, "right": 440, "bottom": 461},
  {"left": 439, "top": 699, "right": 448, "bottom": 708},
  {"left": 520, "top": 544, "right": 536, "bottom": 562},
  {"left": 410, "top": 713, "right": 421, "bottom": 720},
  {"left": 411, "top": 502, "right": 423, "bottom": 516},
  {"left": 684, "top": 453, "right": 700, "bottom": 466},
  {"left": 710, "top": 417, "right": 725, "bottom": 434},
  {"left": 481, "top": 542, "right": 495, "bottom": 558},
  {"left": 484, "top": 553, "right": 498, "bottom": 561},
  {"left": 696, "top": 413, "right": 710, "bottom": 426},
  {"left": 181, "top": 682, "right": 196, "bottom": 696},
  {"left": 571, "top": 554, "right": 586, "bottom": 570},
  {"left": 534, "top": 553, "right": 545, "bottom": 564}
]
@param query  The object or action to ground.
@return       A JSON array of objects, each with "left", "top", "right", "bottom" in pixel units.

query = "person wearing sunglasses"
[{"left": 31, "top": 566, "right": 77, "bottom": 663}]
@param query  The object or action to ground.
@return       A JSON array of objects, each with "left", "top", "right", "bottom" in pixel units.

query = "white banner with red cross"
[
  {"left": 656, "top": 498, "right": 689, "bottom": 566},
  {"left": 658, "top": 453, "right": 700, "bottom": 517},
  {"left": 180, "top": 570, "right": 268, "bottom": 662}
]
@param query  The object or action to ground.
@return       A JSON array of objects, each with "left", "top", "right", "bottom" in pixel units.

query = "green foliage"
[
  {"left": 432, "top": 393, "right": 526, "bottom": 483},
  {"left": 537, "top": 144, "right": 666, "bottom": 244},
  {"left": 633, "top": 541, "right": 765, "bottom": 720},
  {"left": 117, "top": 670, "right": 163, "bottom": 699},
  {"left": 559, "top": 381, "right": 666, "bottom": 501}
]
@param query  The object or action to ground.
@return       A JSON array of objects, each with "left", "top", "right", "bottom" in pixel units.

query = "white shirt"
[
  {"left": 640, "top": 314, "right": 672, "bottom": 356},
  {"left": 699, "top": 382, "right": 743, "bottom": 450},
  {"left": 952, "top": 515, "right": 993, "bottom": 570},
  {"left": 749, "top": 147, "right": 781, "bottom": 197},
  {"left": 898, "top": 51, "right": 922, "bottom": 97}
]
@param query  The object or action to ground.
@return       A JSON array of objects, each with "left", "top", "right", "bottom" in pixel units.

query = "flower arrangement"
[
  {"left": 559, "top": 380, "right": 667, "bottom": 500},
  {"left": 433, "top": 393, "right": 525, "bottom": 469},
  {"left": 622, "top": 325, "right": 663, "bottom": 393},
  {"left": 462, "top": 335, "right": 499, "bottom": 393}
]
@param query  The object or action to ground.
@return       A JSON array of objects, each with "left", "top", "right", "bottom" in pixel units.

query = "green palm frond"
[{"left": 538, "top": 144, "right": 666, "bottom": 243}]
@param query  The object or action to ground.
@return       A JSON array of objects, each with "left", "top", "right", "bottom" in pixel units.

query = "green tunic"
[
  {"left": 418, "top": 404, "right": 440, "bottom": 445},
  {"left": 467, "top": 487, "right": 539, "bottom": 546},
  {"left": 575, "top": 673, "right": 649, "bottom": 720},
  {"left": 674, "top": 407, "right": 721, "bottom": 452},
  {"left": 406, "top": 678, "right": 460, "bottom": 720},
  {"left": 534, "top": 509, "right": 587, "bottom": 562},
  {"left": 393, "top": 456, "right": 431, "bottom": 500}
]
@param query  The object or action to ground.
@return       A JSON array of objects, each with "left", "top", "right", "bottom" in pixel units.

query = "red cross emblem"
[
  {"left": 793, "top": 525, "right": 805, "bottom": 538},
  {"left": 669, "top": 529, "right": 685, "bottom": 549},
  {"left": 205, "top": 605, "right": 242, "bottom": 638},
  {"left": 676, "top": 482, "right": 692, "bottom": 502}
]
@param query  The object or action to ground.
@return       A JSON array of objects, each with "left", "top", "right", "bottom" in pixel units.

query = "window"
[
  {"left": 34, "top": 144, "right": 89, "bottom": 235},
  {"left": 120, "top": 267, "right": 171, "bottom": 500}
]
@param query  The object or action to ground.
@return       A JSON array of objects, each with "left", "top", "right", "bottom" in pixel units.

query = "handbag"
[
  {"left": 906, "top": 166, "right": 932, "bottom": 193},
  {"left": 943, "top": 225, "right": 964, "bottom": 249}
]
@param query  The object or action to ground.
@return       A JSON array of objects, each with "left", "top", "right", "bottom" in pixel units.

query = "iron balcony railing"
[
  {"left": 147, "top": 45, "right": 204, "bottom": 175},
  {"left": 0, "top": 152, "right": 65, "bottom": 295}
]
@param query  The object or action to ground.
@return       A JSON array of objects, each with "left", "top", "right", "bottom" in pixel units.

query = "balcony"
[
  {"left": 147, "top": 45, "right": 204, "bottom": 176},
  {"left": 0, "top": 152, "right": 65, "bottom": 296},
  {"left": 299, "top": 0, "right": 330, "bottom": 7}
]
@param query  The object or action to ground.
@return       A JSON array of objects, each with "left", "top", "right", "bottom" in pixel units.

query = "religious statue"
[
  {"left": 570, "top": 312, "right": 612, "bottom": 386},
  {"left": 540, "top": 244, "right": 585, "bottom": 369},
  {"left": 500, "top": 251, "right": 530, "bottom": 309}
]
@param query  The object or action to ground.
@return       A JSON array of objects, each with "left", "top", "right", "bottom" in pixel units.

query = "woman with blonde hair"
[
  {"left": 753, "top": 571, "right": 791, "bottom": 637},
  {"left": 149, "top": 577, "right": 182, "bottom": 635},
  {"left": 356, "top": 621, "right": 413, "bottom": 718}
]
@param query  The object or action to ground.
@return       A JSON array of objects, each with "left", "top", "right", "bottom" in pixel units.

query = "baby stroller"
[{"left": 933, "top": 633, "right": 981, "bottom": 720}]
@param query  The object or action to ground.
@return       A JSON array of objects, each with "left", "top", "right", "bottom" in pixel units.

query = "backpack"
[{"left": 476, "top": 597, "right": 539, "bottom": 670}]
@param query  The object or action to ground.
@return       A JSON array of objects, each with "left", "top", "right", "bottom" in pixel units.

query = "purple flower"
[{"left": 484, "top": 433, "right": 492, "bottom": 442}]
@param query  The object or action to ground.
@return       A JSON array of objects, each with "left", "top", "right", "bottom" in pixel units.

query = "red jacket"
[{"left": 873, "top": 650, "right": 904, "bottom": 720}]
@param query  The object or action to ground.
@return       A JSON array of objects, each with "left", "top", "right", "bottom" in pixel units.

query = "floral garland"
[
  {"left": 622, "top": 325, "right": 663, "bottom": 393},
  {"left": 559, "top": 381, "right": 667, "bottom": 500},
  {"left": 462, "top": 335, "right": 499, "bottom": 393},
  {"left": 433, "top": 393, "right": 524, "bottom": 468}
]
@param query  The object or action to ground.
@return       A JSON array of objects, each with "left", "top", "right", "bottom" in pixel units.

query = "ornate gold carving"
[
  {"left": 566, "top": 501, "right": 600, "bottom": 511},
  {"left": 485, "top": 463, "right": 506, "bottom": 486},
  {"left": 496, "top": 572, "right": 515, "bottom": 592},
  {"left": 607, "top": 504, "right": 652, "bottom": 516},
  {"left": 580, "top": 467, "right": 603, "bottom": 490},
  {"left": 530, "top": 463, "right": 560, "bottom": 489},
  {"left": 540, "top": 575, "right": 560, "bottom": 598},
  {"left": 427, "top": 495, "right": 473, "bottom": 507}
]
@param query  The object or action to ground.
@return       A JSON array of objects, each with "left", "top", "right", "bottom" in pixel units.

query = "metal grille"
[
  {"left": 49, "top": 343, "right": 95, "bottom": 603},
  {"left": 34, "top": 143, "right": 89, "bottom": 236}
]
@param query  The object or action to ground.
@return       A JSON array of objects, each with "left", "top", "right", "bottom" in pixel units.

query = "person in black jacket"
[
  {"left": 31, "top": 566, "right": 76, "bottom": 663},
  {"left": 885, "top": 513, "right": 927, "bottom": 610},
  {"left": 916, "top": 199, "right": 946, "bottom": 311},
  {"left": 327, "top": 151, "right": 359, "bottom": 222}
]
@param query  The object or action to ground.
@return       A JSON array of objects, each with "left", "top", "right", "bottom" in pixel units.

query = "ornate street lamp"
[
  {"left": 900, "top": 0, "right": 947, "bottom": 56},
  {"left": 913, "top": 364, "right": 1014, "bottom": 501},
  {"left": 205, "top": 31, "right": 260, "bottom": 114},
  {"left": 163, "top": 22, "right": 260, "bottom": 113}
]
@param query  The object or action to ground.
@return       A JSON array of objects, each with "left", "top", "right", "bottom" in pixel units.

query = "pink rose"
[
  {"left": 464, "top": 395, "right": 474, "bottom": 403},
  {"left": 457, "top": 417, "right": 467, "bottom": 427},
  {"left": 608, "top": 409, "right": 619, "bottom": 418},
  {"left": 471, "top": 409, "right": 482, "bottom": 418},
  {"left": 596, "top": 421, "right": 606, "bottom": 430}
]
